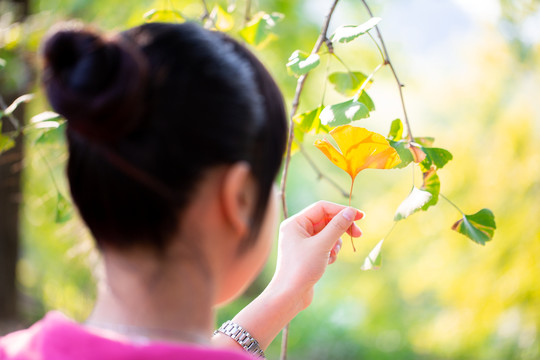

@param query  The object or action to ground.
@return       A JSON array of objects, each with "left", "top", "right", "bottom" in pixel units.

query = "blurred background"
[{"left": 1, "top": 0, "right": 539, "bottom": 359}]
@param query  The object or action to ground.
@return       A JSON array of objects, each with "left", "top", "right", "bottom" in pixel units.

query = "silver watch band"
[{"left": 214, "top": 320, "right": 266, "bottom": 359}]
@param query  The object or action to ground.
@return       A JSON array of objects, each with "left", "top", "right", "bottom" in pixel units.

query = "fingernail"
[
  {"left": 343, "top": 207, "right": 356, "bottom": 221},
  {"left": 336, "top": 244, "right": 341, "bottom": 253}
]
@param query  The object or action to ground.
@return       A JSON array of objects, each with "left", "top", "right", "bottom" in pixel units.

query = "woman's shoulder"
[{"left": 0, "top": 311, "right": 254, "bottom": 360}]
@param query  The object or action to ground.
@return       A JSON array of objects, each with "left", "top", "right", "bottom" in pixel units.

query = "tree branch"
[
  {"left": 244, "top": 0, "right": 252, "bottom": 26},
  {"left": 279, "top": 0, "right": 340, "bottom": 219},
  {"left": 360, "top": 0, "right": 415, "bottom": 141},
  {"left": 279, "top": 3, "right": 340, "bottom": 358}
]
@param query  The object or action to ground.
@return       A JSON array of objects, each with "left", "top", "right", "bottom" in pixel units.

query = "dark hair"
[{"left": 42, "top": 22, "right": 287, "bottom": 250}]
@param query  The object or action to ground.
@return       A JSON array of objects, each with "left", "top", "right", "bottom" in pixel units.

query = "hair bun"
[{"left": 42, "top": 23, "right": 148, "bottom": 142}]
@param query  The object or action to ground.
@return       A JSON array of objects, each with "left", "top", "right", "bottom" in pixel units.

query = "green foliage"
[
  {"left": 394, "top": 187, "right": 433, "bottom": 221},
  {"left": 389, "top": 140, "right": 414, "bottom": 169},
  {"left": 286, "top": 50, "right": 320, "bottom": 76},
  {"left": 293, "top": 105, "right": 328, "bottom": 134},
  {"left": 239, "top": 12, "right": 283, "bottom": 48},
  {"left": 143, "top": 9, "right": 184, "bottom": 23},
  {"left": 420, "top": 169, "right": 440, "bottom": 211},
  {"left": 0, "top": 133, "right": 15, "bottom": 153},
  {"left": 331, "top": 17, "right": 381, "bottom": 44},
  {"left": 34, "top": 122, "right": 66, "bottom": 145},
  {"left": 419, "top": 146, "right": 453, "bottom": 171},
  {"left": 452, "top": 209, "right": 496, "bottom": 245},
  {"left": 361, "top": 239, "right": 383, "bottom": 270},
  {"left": 55, "top": 192, "right": 72, "bottom": 223},
  {"left": 319, "top": 99, "right": 370, "bottom": 126},
  {"left": 387, "top": 118, "right": 404, "bottom": 141}
]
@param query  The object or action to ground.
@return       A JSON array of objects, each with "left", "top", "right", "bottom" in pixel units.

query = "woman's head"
[{"left": 42, "top": 22, "right": 287, "bottom": 254}]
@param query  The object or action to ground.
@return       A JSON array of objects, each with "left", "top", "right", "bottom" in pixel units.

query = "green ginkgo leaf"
[
  {"left": 394, "top": 187, "right": 433, "bottom": 221},
  {"left": 361, "top": 239, "right": 384, "bottom": 270},
  {"left": 293, "top": 105, "right": 328, "bottom": 134},
  {"left": 319, "top": 99, "right": 369, "bottom": 127},
  {"left": 55, "top": 192, "right": 72, "bottom": 223},
  {"left": 239, "top": 12, "right": 283, "bottom": 48},
  {"left": 419, "top": 147, "right": 453, "bottom": 171},
  {"left": 0, "top": 134, "right": 15, "bottom": 154},
  {"left": 387, "top": 119, "right": 403, "bottom": 141},
  {"left": 286, "top": 50, "right": 320, "bottom": 76},
  {"left": 420, "top": 169, "right": 440, "bottom": 211},
  {"left": 452, "top": 209, "right": 496, "bottom": 245},
  {"left": 331, "top": 17, "right": 381, "bottom": 43},
  {"left": 143, "top": 9, "right": 184, "bottom": 23},
  {"left": 35, "top": 122, "right": 66, "bottom": 145}
]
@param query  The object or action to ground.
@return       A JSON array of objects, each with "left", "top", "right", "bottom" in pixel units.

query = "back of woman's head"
[{"left": 42, "top": 22, "right": 287, "bottom": 250}]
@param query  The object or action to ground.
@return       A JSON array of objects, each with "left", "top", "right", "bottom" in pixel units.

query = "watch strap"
[{"left": 214, "top": 320, "right": 266, "bottom": 359}]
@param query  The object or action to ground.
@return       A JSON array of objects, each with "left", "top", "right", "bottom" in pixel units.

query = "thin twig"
[
  {"left": 353, "top": 62, "right": 384, "bottom": 101},
  {"left": 299, "top": 143, "right": 349, "bottom": 198},
  {"left": 200, "top": 0, "right": 216, "bottom": 28},
  {"left": 244, "top": 0, "right": 252, "bottom": 26},
  {"left": 0, "top": 94, "right": 20, "bottom": 131},
  {"left": 360, "top": 0, "right": 414, "bottom": 141},
  {"left": 279, "top": 3, "right": 341, "bottom": 358},
  {"left": 279, "top": 0, "right": 340, "bottom": 219}
]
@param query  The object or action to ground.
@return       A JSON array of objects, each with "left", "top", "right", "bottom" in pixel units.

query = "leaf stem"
[
  {"left": 349, "top": 179, "right": 356, "bottom": 252},
  {"left": 367, "top": 31, "right": 385, "bottom": 62},
  {"left": 440, "top": 193, "right": 465, "bottom": 216},
  {"left": 353, "top": 61, "right": 384, "bottom": 102},
  {"left": 332, "top": 52, "right": 354, "bottom": 74},
  {"left": 299, "top": 143, "right": 349, "bottom": 198},
  {"left": 360, "top": 0, "right": 415, "bottom": 142}
]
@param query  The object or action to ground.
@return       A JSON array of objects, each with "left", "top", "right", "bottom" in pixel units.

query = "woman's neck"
[{"left": 86, "top": 246, "right": 215, "bottom": 345}]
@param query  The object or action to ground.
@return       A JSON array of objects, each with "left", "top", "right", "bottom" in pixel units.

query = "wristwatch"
[{"left": 214, "top": 320, "right": 266, "bottom": 359}]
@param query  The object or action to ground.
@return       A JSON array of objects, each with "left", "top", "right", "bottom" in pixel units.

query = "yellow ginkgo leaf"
[{"left": 314, "top": 125, "right": 401, "bottom": 181}]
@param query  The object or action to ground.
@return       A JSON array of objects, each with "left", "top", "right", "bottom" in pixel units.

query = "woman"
[{"left": 0, "top": 21, "right": 363, "bottom": 359}]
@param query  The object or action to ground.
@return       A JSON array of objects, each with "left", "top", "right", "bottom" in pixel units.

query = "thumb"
[{"left": 314, "top": 207, "right": 357, "bottom": 248}]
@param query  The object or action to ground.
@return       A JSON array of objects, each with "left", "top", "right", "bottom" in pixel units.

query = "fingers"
[
  {"left": 328, "top": 238, "right": 343, "bottom": 265},
  {"left": 313, "top": 207, "right": 362, "bottom": 249},
  {"left": 294, "top": 201, "right": 364, "bottom": 235}
]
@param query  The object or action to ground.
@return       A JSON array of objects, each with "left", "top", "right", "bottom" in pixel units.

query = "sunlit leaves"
[
  {"left": 452, "top": 209, "right": 496, "bottom": 245},
  {"left": 210, "top": 5, "right": 234, "bottom": 31},
  {"left": 293, "top": 105, "right": 328, "bottom": 134},
  {"left": 286, "top": 50, "right": 320, "bottom": 76},
  {"left": 388, "top": 119, "right": 403, "bottom": 141},
  {"left": 419, "top": 147, "right": 453, "bottom": 171},
  {"left": 319, "top": 99, "right": 370, "bottom": 127},
  {"left": 55, "top": 192, "right": 72, "bottom": 223},
  {"left": 143, "top": 9, "right": 184, "bottom": 23},
  {"left": 394, "top": 187, "right": 432, "bottom": 221},
  {"left": 35, "top": 122, "right": 66, "bottom": 145},
  {"left": 4, "top": 94, "right": 33, "bottom": 116},
  {"left": 331, "top": 17, "right": 381, "bottom": 43},
  {"left": 0, "top": 133, "right": 15, "bottom": 154},
  {"left": 361, "top": 239, "right": 383, "bottom": 270},
  {"left": 420, "top": 168, "right": 440, "bottom": 211},
  {"left": 389, "top": 140, "right": 413, "bottom": 169},
  {"left": 328, "top": 71, "right": 372, "bottom": 97},
  {"left": 30, "top": 111, "right": 61, "bottom": 124},
  {"left": 239, "top": 12, "right": 283, "bottom": 48},
  {"left": 314, "top": 125, "right": 401, "bottom": 181}
]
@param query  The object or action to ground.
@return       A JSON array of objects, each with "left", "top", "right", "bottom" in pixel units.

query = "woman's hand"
[{"left": 269, "top": 201, "right": 364, "bottom": 311}]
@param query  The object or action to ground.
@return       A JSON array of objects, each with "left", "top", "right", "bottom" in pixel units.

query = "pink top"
[{"left": 0, "top": 312, "right": 254, "bottom": 360}]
